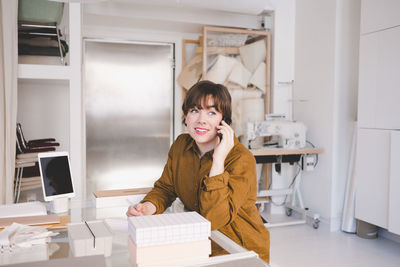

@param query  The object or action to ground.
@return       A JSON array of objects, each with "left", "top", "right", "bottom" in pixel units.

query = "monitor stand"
[{"left": 50, "top": 198, "right": 69, "bottom": 213}]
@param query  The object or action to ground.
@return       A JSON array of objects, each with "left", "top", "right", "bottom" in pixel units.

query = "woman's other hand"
[{"left": 126, "top": 201, "right": 156, "bottom": 217}]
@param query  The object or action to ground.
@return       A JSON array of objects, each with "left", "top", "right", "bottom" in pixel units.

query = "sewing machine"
[
  {"left": 245, "top": 119, "right": 307, "bottom": 149},
  {"left": 246, "top": 119, "right": 322, "bottom": 229}
]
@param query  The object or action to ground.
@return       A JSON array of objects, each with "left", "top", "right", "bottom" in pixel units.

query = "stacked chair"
[{"left": 14, "top": 123, "right": 60, "bottom": 203}]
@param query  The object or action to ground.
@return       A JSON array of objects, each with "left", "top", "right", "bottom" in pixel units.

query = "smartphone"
[{"left": 217, "top": 117, "right": 227, "bottom": 141}]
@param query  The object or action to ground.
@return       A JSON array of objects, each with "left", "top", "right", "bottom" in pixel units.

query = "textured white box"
[
  {"left": 67, "top": 220, "right": 113, "bottom": 257},
  {"left": 128, "top": 212, "right": 211, "bottom": 247}
]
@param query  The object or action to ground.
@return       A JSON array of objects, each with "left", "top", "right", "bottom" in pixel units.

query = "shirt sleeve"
[
  {"left": 199, "top": 150, "right": 256, "bottom": 230},
  {"left": 141, "top": 144, "right": 177, "bottom": 214}
]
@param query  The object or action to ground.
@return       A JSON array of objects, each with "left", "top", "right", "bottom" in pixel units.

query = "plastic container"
[{"left": 356, "top": 219, "right": 378, "bottom": 239}]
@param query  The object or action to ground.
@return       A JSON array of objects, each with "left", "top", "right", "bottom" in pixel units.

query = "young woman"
[{"left": 126, "top": 80, "right": 270, "bottom": 262}]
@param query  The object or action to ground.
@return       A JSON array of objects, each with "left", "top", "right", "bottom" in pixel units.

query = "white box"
[
  {"left": 128, "top": 212, "right": 211, "bottom": 247},
  {"left": 93, "top": 188, "right": 151, "bottom": 208},
  {"left": 67, "top": 220, "right": 113, "bottom": 257},
  {"left": 94, "top": 194, "right": 147, "bottom": 208},
  {"left": 128, "top": 237, "right": 210, "bottom": 264},
  {"left": 0, "top": 201, "right": 47, "bottom": 219}
]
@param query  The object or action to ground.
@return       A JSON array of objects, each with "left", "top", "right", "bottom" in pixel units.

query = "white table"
[
  {"left": 0, "top": 201, "right": 269, "bottom": 267},
  {"left": 252, "top": 147, "right": 323, "bottom": 229}
]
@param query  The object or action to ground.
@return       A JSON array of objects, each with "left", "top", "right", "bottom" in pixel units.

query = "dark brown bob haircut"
[{"left": 182, "top": 80, "right": 232, "bottom": 125}]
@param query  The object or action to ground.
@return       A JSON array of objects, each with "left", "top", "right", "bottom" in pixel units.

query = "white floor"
[{"left": 269, "top": 224, "right": 400, "bottom": 267}]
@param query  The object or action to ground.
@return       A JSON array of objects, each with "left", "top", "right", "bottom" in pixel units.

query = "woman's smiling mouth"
[{"left": 195, "top": 127, "right": 208, "bottom": 135}]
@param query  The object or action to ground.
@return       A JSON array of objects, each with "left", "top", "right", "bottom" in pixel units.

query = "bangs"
[{"left": 188, "top": 94, "right": 222, "bottom": 112}]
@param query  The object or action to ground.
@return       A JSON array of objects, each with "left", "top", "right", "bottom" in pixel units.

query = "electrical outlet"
[{"left": 305, "top": 155, "right": 315, "bottom": 171}]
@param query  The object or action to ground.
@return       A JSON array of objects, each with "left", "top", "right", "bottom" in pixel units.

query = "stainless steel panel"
[{"left": 84, "top": 40, "right": 174, "bottom": 198}]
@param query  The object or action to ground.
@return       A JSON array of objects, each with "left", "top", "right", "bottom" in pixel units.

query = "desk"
[
  {"left": 251, "top": 147, "right": 323, "bottom": 229},
  {"left": 251, "top": 147, "right": 323, "bottom": 156},
  {"left": 1, "top": 202, "right": 269, "bottom": 267}
]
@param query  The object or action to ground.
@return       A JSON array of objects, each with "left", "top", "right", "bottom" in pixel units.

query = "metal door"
[{"left": 84, "top": 40, "right": 174, "bottom": 198}]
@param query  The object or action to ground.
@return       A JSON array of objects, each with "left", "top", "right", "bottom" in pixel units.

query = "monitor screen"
[{"left": 38, "top": 152, "right": 75, "bottom": 201}]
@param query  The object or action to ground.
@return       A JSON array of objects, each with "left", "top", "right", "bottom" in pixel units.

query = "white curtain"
[{"left": 0, "top": 0, "right": 18, "bottom": 204}]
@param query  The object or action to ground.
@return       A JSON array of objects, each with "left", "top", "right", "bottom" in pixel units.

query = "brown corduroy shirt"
[{"left": 142, "top": 134, "right": 270, "bottom": 262}]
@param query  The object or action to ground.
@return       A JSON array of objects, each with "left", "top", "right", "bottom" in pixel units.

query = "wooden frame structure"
[
  {"left": 181, "top": 39, "right": 200, "bottom": 99},
  {"left": 201, "top": 26, "right": 271, "bottom": 113}
]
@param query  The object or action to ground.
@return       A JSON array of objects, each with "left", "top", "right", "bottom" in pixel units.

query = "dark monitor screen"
[{"left": 39, "top": 155, "right": 74, "bottom": 198}]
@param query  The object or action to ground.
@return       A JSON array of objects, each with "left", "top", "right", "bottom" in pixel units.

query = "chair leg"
[
  {"left": 17, "top": 123, "right": 28, "bottom": 151},
  {"left": 14, "top": 168, "right": 21, "bottom": 202},
  {"left": 56, "top": 25, "right": 64, "bottom": 65},
  {"left": 16, "top": 167, "right": 24, "bottom": 203}
]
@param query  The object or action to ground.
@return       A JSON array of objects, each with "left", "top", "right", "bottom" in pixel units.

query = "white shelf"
[
  {"left": 18, "top": 64, "right": 71, "bottom": 80},
  {"left": 16, "top": 3, "right": 83, "bottom": 202}
]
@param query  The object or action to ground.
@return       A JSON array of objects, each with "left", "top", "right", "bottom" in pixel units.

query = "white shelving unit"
[
  {"left": 18, "top": 64, "right": 71, "bottom": 80},
  {"left": 17, "top": 3, "right": 83, "bottom": 201},
  {"left": 355, "top": 0, "right": 400, "bottom": 236}
]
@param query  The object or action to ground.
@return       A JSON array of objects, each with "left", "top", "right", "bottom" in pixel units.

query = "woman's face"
[{"left": 185, "top": 96, "right": 223, "bottom": 152}]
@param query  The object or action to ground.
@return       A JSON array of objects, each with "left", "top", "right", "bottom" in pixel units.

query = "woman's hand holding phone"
[
  {"left": 209, "top": 120, "right": 234, "bottom": 177},
  {"left": 126, "top": 201, "right": 156, "bottom": 217},
  {"left": 214, "top": 119, "right": 234, "bottom": 158}
]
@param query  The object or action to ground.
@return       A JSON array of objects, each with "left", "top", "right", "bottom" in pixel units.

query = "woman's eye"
[
  {"left": 209, "top": 111, "right": 216, "bottom": 115},
  {"left": 190, "top": 108, "right": 198, "bottom": 113}
]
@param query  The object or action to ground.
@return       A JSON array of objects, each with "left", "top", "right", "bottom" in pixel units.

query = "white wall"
[
  {"left": 294, "top": 0, "right": 360, "bottom": 230},
  {"left": 270, "top": 0, "right": 296, "bottom": 118},
  {"left": 266, "top": 0, "right": 297, "bottom": 213},
  {"left": 17, "top": 79, "right": 70, "bottom": 151}
]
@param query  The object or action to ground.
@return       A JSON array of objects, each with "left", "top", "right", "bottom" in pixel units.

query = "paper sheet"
[
  {"left": 227, "top": 61, "right": 252, "bottom": 88},
  {"left": 0, "top": 223, "right": 58, "bottom": 248},
  {"left": 249, "top": 62, "right": 267, "bottom": 92},
  {"left": 177, "top": 54, "right": 203, "bottom": 89},
  {"left": 239, "top": 40, "right": 266, "bottom": 73},
  {"left": 206, "top": 55, "right": 237, "bottom": 84}
]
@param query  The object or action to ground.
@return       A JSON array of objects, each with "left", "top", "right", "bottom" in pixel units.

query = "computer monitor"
[{"left": 38, "top": 151, "right": 75, "bottom": 202}]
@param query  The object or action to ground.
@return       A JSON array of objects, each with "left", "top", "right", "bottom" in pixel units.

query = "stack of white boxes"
[{"left": 127, "top": 212, "right": 211, "bottom": 266}]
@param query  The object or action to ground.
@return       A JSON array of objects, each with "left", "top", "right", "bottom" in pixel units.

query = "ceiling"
[
  {"left": 57, "top": 0, "right": 273, "bottom": 15},
  {"left": 115, "top": 0, "right": 272, "bottom": 15}
]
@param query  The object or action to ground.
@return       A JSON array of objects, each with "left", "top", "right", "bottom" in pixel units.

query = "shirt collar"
[
  {"left": 184, "top": 136, "right": 196, "bottom": 152},
  {"left": 184, "top": 134, "right": 240, "bottom": 154}
]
